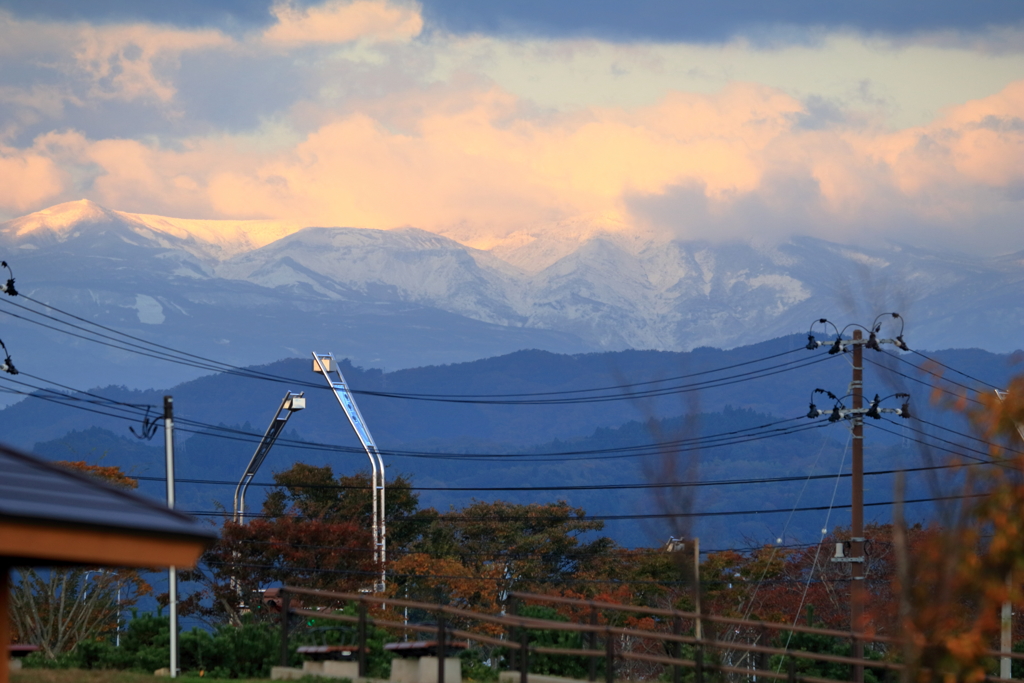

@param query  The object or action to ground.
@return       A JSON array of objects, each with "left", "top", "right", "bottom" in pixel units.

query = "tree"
[
  {"left": 184, "top": 464, "right": 430, "bottom": 625},
  {"left": 407, "top": 500, "right": 614, "bottom": 606},
  {"left": 10, "top": 462, "right": 151, "bottom": 658}
]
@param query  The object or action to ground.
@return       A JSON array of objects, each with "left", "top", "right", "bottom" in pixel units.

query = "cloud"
[
  {"left": 0, "top": 140, "right": 68, "bottom": 212},
  {"left": 419, "top": 0, "right": 1024, "bottom": 44},
  {"left": 7, "top": 78, "right": 1020, "bottom": 255},
  {"left": 263, "top": 0, "right": 423, "bottom": 45},
  {"left": 72, "top": 23, "right": 231, "bottom": 102},
  {"left": 0, "top": 11, "right": 231, "bottom": 119}
]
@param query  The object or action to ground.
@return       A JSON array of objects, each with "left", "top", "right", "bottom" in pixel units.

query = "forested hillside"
[{"left": 15, "top": 333, "right": 1018, "bottom": 549}]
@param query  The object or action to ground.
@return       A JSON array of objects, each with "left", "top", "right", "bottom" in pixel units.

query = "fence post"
[
  {"left": 605, "top": 629, "right": 614, "bottom": 683},
  {"left": 672, "top": 616, "right": 682, "bottom": 683},
  {"left": 695, "top": 644, "right": 703, "bottom": 683},
  {"left": 509, "top": 597, "right": 519, "bottom": 673},
  {"left": 438, "top": 612, "right": 447, "bottom": 683},
  {"left": 357, "top": 599, "right": 368, "bottom": 678},
  {"left": 849, "top": 634, "right": 858, "bottom": 683},
  {"left": 589, "top": 607, "right": 598, "bottom": 682},
  {"left": 788, "top": 656, "right": 797, "bottom": 683},
  {"left": 520, "top": 622, "right": 530, "bottom": 683},
  {"left": 279, "top": 589, "right": 290, "bottom": 668}
]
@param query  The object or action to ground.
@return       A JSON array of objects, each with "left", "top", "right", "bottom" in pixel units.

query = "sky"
[{"left": 1, "top": 1, "right": 1023, "bottom": 254}]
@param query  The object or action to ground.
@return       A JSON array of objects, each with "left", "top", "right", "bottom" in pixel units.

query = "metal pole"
[
  {"left": 994, "top": 390, "right": 1020, "bottom": 680},
  {"left": 851, "top": 332, "right": 864, "bottom": 683},
  {"left": 693, "top": 538, "right": 702, "bottom": 641},
  {"left": 313, "top": 353, "right": 386, "bottom": 591},
  {"left": 164, "top": 396, "right": 178, "bottom": 679}
]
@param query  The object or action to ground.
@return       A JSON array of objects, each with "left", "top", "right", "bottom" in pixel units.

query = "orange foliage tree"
[
  {"left": 184, "top": 464, "right": 429, "bottom": 625},
  {"left": 889, "top": 376, "right": 1024, "bottom": 682}
]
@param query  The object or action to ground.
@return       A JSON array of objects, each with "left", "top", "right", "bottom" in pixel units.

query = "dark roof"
[{"left": 0, "top": 443, "right": 218, "bottom": 541}]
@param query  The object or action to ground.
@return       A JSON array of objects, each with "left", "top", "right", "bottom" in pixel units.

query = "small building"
[{"left": 0, "top": 444, "right": 218, "bottom": 683}]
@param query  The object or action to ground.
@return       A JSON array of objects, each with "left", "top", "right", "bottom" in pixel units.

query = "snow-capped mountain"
[{"left": 1, "top": 199, "right": 1021, "bottom": 392}]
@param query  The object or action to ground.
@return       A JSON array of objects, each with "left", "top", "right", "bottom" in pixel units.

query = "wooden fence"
[{"left": 277, "top": 586, "right": 1024, "bottom": 683}]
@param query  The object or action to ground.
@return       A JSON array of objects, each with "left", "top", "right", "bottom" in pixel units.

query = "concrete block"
[
  {"left": 390, "top": 657, "right": 420, "bottom": 683},
  {"left": 9, "top": 659, "right": 22, "bottom": 671},
  {"left": 304, "top": 660, "right": 326, "bottom": 674},
  {"left": 323, "top": 660, "right": 360, "bottom": 679},
  {"left": 418, "top": 656, "right": 462, "bottom": 683},
  {"left": 499, "top": 673, "right": 588, "bottom": 683},
  {"left": 271, "top": 665, "right": 307, "bottom": 680}
]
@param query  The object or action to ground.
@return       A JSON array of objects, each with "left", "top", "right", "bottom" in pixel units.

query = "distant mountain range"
[
  {"left": 1, "top": 199, "right": 1022, "bottom": 392},
  {"left": 13, "top": 339, "right": 1021, "bottom": 549}
]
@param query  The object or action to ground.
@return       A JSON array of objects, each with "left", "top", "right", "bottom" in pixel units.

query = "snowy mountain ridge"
[{"left": 1, "top": 199, "right": 1022, "bottom": 392}]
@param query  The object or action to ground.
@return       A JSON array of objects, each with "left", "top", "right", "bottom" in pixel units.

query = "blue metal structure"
[
  {"left": 232, "top": 391, "right": 306, "bottom": 524},
  {"left": 312, "top": 352, "right": 386, "bottom": 592}
]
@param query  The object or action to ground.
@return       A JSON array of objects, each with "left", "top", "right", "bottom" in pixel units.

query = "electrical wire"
[
  {"left": 131, "top": 457, "right": 966, "bottom": 493},
  {"left": 180, "top": 493, "right": 969, "bottom": 523},
  {"left": 910, "top": 349, "right": 1003, "bottom": 391},
  {"left": 861, "top": 353, "right": 984, "bottom": 406},
  {"left": 781, "top": 431, "right": 850, "bottom": 659},
  {"left": 0, "top": 371, "right": 833, "bottom": 462},
  {"left": 4, "top": 294, "right": 835, "bottom": 405}
]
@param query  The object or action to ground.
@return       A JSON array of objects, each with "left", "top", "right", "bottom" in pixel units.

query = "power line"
[
  {"left": 861, "top": 353, "right": 983, "bottom": 406},
  {"left": 180, "top": 493, "right": 968, "bottom": 523},
  {"left": 910, "top": 349, "right": 1003, "bottom": 391},
  {"left": 130, "top": 458, "right": 969, "bottom": 493},
  {"left": 3, "top": 294, "right": 836, "bottom": 405},
  {"left": 0, "top": 371, "right": 833, "bottom": 462}
]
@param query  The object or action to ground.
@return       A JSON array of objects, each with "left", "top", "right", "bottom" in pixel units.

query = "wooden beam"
[
  {"left": 1, "top": 566, "right": 9, "bottom": 683},
  {"left": 0, "top": 520, "right": 209, "bottom": 568}
]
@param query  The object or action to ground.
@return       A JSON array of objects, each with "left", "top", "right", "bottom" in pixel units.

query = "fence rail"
[{"left": 277, "top": 585, "right": 1024, "bottom": 683}]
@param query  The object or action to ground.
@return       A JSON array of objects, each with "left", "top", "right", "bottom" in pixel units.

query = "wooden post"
[
  {"left": 589, "top": 607, "right": 598, "bottom": 682},
  {"left": 279, "top": 590, "right": 290, "bottom": 668},
  {"left": 672, "top": 616, "right": 682, "bottom": 683},
  {"left": 695, "top": 645, "right": 703, "bottom": 683},
  {"left": 605, "top": 629, "right": 614, "bottom": 683},
  {"left": 520, "top": 622, "right": 529, "bottom": 683},
  {"left": 1, "top": 567, "right": 9, "bottom": 683},
  {"left": 438, "top": 613, "right": 447, "bottom": 683},
  {"left": 358, "top": 599, "right": 368, "bottom": 678},
  {"left": 508, "top": 597, "right": 518, "bottom": 673}
]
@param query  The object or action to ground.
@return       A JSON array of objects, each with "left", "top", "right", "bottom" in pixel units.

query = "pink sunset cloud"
[{"left": 1, "top": 0, "right": 1022, "bottom": 254}]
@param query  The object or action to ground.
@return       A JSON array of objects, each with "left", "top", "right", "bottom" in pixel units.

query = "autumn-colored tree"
[
  {"left": 889, "top": 376, "right": 1024, "bottom": 682},
  {"left": 10, "top": 461, "right": 152, "bottom": 658},
  {"left": 408, "top": 500, "right": 614, "bottom": 603},
  {"left": 185, "top": 464, "right": 430, "bottom": 624}
]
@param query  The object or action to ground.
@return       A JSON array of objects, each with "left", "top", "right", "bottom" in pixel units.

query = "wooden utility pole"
[
  {"left": 851, "top": 331, "right": 865, "bottom": 683},
  {"left": 809, "top": 315, "right": 911, "bottom": 683}
]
